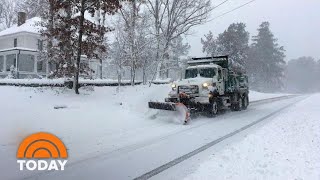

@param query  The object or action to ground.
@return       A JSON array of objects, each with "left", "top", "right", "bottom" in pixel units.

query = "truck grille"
[{"left": 178, "top": 85, "right": 199, "bottom": 94}]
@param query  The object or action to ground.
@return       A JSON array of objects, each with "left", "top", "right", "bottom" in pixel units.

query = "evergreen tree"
[
  {"left": 201, "top": 31, "right": 217, "bottom": 57},
  {"left": 201, "top": 23, "right": 249, "bottom": 71},
  {"left": 248, "top": 22, "right": 286, "bottom": 92},
  {"left": 217, "top": 23, "right": 249, "bottom": 68}
]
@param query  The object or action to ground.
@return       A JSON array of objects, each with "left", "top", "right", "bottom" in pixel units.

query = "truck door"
[{"left": 217, "top": 68, "right": 224, "bottom": 95}]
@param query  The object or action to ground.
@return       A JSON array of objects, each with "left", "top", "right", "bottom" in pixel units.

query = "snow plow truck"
[{"left": 149, "top": 56, "right": 249, "bottom": 124}]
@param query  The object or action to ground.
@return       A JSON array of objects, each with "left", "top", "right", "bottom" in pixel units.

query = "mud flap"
[{"left": 148, "top": 102, "right": 191, "bottom": 124}]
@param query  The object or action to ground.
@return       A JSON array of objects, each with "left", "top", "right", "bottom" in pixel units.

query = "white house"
[
  {"left": 0, "top": 13, "right": 47, "bottom": 79},
  {"left": 0, "top": 12, "right": 100, "bottom": 79}
]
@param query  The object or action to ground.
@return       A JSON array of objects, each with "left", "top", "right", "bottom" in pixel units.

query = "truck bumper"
[
  {"left": 194, "top": 96, "right": 210, "bottom": 104},
  {"left": 166, "top": 96, "right": 210, "bottom": 104}
]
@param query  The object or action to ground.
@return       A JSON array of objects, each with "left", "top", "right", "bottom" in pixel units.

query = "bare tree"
[
  {"left": 1, "top": 0, "right": 18, "bottom": 28},
  {"left": 118, "top": 0, "right": 154, "bottom": 85},
  {"left": 16, "top": 0, "right": 49, "bottom": 18},
  {"left": 111, "top": 18, "right": 129, "bottom": 91},
  {"left": 147, "top": 0, "right": 212, "bottom": 79},
  {"left": 0, "top": 3, "right": 4, "bottom": 29}
]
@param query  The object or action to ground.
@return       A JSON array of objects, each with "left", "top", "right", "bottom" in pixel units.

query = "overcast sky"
[{"left": 187, "top": 0, "right": 320, "bottom": 61}]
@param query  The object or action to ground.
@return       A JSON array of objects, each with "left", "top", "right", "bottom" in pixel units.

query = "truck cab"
[{"left": 165, "top": 56, "right": 249, "bottom": 115}]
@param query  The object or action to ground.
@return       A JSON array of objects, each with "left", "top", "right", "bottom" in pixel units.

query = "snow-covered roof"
[
  {"left": 187, "top": 64, "right": 220, "bottom": 69},
  {"left": 0, "top": 17, "right": 42, "bottom": 37}
]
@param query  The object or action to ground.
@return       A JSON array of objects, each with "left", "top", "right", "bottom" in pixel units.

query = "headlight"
[
  {"left": 171, "top": 84, "right": 176, "bottom": 90},
  {"left": 202, "top": 83, "right": 209, "bottom": 88}
]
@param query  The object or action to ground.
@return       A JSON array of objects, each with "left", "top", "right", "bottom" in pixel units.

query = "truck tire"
[
  {"left": 232, "top": 94, "right": 242, "bottom": 111},
  {"left": 242, "top": 94, "right": 249, "bottom": 110},
  {"left": 209, "top": 100, "right": 218, "bottom": 116}
]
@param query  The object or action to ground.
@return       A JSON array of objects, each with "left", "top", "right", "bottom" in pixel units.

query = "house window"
[
  {"left": 37, "top": 60, "right": 47, "bottom": 72},
  {"left": 19, "top": 54, "right": 35, "bottom": 72},
  {"left": 218, "top": 69, "right": 222, "bottom": 80},
  {"left": 6, "top": 54, "right": 16, "bottom": 71},
  {"left": 37, "top": 61, "right": 43, "bottom": 71},
  {"left": 0, "top": 56, "right": 4, "bottom": 72},
  {"left": 14, "top": 38, "right": 18, "bottom": 47},
  {"left": 38, "top": 39, "right": 43, "bottom": 51}
]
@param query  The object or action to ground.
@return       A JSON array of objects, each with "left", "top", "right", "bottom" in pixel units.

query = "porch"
[{"left": 0, "top": 48, "right": 47, "bottom": 79}]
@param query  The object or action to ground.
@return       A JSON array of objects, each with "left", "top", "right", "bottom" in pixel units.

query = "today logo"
[{"left": 16, "top": 132, "right": 68, "bottom": 171}]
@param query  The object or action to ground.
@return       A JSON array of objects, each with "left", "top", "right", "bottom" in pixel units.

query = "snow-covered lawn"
[
  {"left": 0, "top": 85, "right": 288, "bottom": 179},
  {"left": 185, "top": 94, "right": 320, "bottom": 180}
]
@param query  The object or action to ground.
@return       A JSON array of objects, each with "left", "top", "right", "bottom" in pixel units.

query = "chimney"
[{"left": 18, "top": 12, "right": 27, "bottom": 26}]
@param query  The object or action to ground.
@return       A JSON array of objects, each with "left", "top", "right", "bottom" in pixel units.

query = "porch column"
[
  {"left": 46, "top": 59, "right": 49, "bottom": 77},
  {"left": 15, "top": 53, "right": 19, "bottom": 78},
  {"left": 3, "top": 55, "right": 6, "bottom": 73},
  {"left": 34, "top": 55, "right": 37, "bottom": 74}
]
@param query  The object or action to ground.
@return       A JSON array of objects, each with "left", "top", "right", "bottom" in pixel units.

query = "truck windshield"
[{"left": 185, "top": 68, "right": 216, "bottom": 79}]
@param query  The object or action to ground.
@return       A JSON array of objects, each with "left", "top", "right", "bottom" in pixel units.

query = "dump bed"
[{"left": 188, "top": 56, "right": 229, "bottom": 69}]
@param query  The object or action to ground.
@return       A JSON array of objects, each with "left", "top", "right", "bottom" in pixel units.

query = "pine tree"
[
  {"left": 248, "top": 22, "right": 286, "bottom": 92},
  {"left": 201, "top": 23, "right": 249, "bottom": 71},
  {"left": 216, "top": 23, "right": 249, "bottom": 69},
  {"left": 201, "top": 31, "right": 218, "bottom": 57}
]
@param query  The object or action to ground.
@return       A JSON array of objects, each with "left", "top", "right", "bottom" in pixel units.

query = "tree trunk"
[
  {"left": 65, "top": 4, "right": 72, "bottom": 78},
  {"left": 117, "top": 60, "right": 122, "bottom": 93},
  {"left": 155, "top": 0, "right": 161, "bottom": 80},
  {"left": 97, "top": 0, "right": 103, "bottom": 79},
  {"left": 47, "top": 1, "right": 54, "bottom": 75},
  {"left": 130, "top": 0, "right": 136, "bottom": 86},
  {"left": 142, "top": 59, "right": 147, "bottom": 85},
  {"left": 74, "top": 0, "right": 86, "bottom": 94},
  {"left": 161, "top": 41, "right": 170, "bottom": 79}
]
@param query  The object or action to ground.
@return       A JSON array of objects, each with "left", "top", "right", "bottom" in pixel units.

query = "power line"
[
  {"left": 211, "top": 0, "right": 257, "bottom": 21},
  {"left": 213, "top": 0, "right": 230, "bottom": 10}
]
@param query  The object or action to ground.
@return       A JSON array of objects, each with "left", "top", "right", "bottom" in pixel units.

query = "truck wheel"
[
  {"left": 233, "top": 95, "right": 242, "bottom": 111},
  {"left": 242, "top": 95, "right": 249, "bottom": 110},
  {"left": 209, "top": 100, "right": 218, "bottom": 116}
]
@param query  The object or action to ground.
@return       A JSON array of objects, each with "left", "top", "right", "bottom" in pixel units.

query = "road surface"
[{"left": 18, "top": 95, "right": 306, "bottom": 180}]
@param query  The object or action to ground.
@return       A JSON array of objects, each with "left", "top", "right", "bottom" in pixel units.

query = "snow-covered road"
[
  {"left": 183, "top": 94, "right": 320, "bottom": 180},
  {"left": 0, "top": 86, "right": 310, "bottom": 180}
]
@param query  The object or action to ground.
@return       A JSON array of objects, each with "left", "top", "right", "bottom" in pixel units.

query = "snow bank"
[
  {"left": 185, "top": 95, "right": 320, "bottom": 180},
  {"left": 249, "top": 90, "right": 289, "bottom": 102},
  {"left": 0, "top": 78, "right": 142, "bottom": 86},
  {"left": 0, "top": 78, "right": 65, "bottom": 85},
  {"left": 152, "top": 78, "right": 173, "bottom": 84}
]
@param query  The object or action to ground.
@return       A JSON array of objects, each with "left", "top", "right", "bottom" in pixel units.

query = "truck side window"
[{"left": 218, "top": 69, "right": 222, "bottom": 80}]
